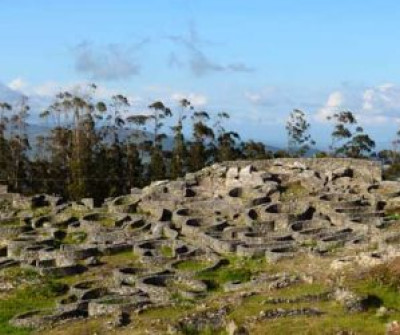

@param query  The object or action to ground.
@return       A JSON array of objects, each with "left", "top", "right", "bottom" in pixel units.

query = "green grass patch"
[
  {"left": 1, "top": 268, "right": 40, "bottom": 283},
  {"left": 0, "top": 280, "right": 67, "bottom": 335},
  {"left": 229, "top": 283, "right": 329, "bottom": 323},
  {"left": 139, "top": 305, "right": 188, "bottom": 321},
  {"left": 175, "top": 260, "right": 213, "bottom": 272},
  {"left": 102, "top": 250, "right": 140, "bottom": 267},
  {"left": 61, "top": 231, "right": 87, "bottom": 245},
  {"left": 229, "top": 280, "right": 398, "bottom": 335},
  {"left": 385, "top": 213, "right": 400, "bottom": 220},
  {"left": 281, "top": 182, "right": 308, "bottom": 201},
  {"left": 194, "top": 256, "right": 270, "bottom": 290},
  {"left": 0, "top": 219, "right": 21, "bottom": 227},
  {"left": 196, "top": 267, "right": 252, "bottom": 289},
  {"left": 300, "top": 240, "right": 318, "bottom": 248},
  {"left": 180, "top": 324, "right": 227, "bottom": 335},
  {"left": 352, "top": 279, "right": 400, "bottom": 310},
  {"left": 31, "top": 206, "right": 52, "bottom": 217},
  {"left": 97, "top": 217, "right": 116, "bottom": 227},
  {"left": 249, "top": 310, "right": 393, "bottom": 335},
  {"left": 170, "top": 292, "right": 196, "bottom": 305},
  {"left": 160, "top": 245, "right": 173, "bottom": 258}
]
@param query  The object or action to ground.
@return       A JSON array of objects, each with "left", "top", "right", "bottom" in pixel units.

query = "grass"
[
  {"left": 0, "top": 219, "right": 21, "bottom": 227},
  {"left": 192, "top": 255, "right": 280, "bottom": 290},
  {"left": 175, "top": 260, "right": 213, "bottom": 272},
  {"left": 195, "top": 257, "right": 258, "bottom": 290},
  {"left": 32, "top": 278, "right": 399, "bottom": 335},
  {"left": 228, "top": 279, "right": 400, "bottom": 335},
  {"left": 359, "top": 256, "right": 400, "bottom": 291},
  {"left": 197, "top": 267, "right": 252, "bottom": 285},
  {"left": 385, "top": 213, "right": 400, "bottom": 220},
  {"left": 139, "top": 305, "right": 188, "bottom": 321},
  {"left": 60, "top": 207, "right": 87, "bottom": 218},
  {"left": 31, "top": 206, "right": 52, "bottom": 218},
  {"left": 180, "top": 324, "right": 227, "bottom": 335},
  {"left": 160, "top": 245, "right": 173, "bottom": 258},
  {"left": 281, "top": 182, "right": 308, "bottom": 201},
  {"left": 0, "top": 268, "right": 40, "bottom": 284},
  {"left": 36, "top": 318, "right": 109, "bottom": 335},
  {"left": 300, "top": 240, "right": 318, "bottom": 248},
  {"left": 112, "top": 196, "right": 135, "bottom": 206},
  {"left": 99, "top": 218, "right": 116, "bottom": 227},
  {"left": 55, "top": 250, "right": 141, "bottom": 287},
  {"left": 249, "top": 310, "right": 393, "bottom": 335},
  {"left": 229, "top": 282, "right": 329, "bottom": 323},
  {"left": 3, "top": 249, "right": 398, "bottom": 335},
  {"left": 0, "top": 280, "right": 66, "bottom": 335},
  {"left": 170, "top": 292, "right": 196, "bottom": 304},
  {"left": 351, "top": 279, "right": 400, "bottom": 310},
  {"left": 101, "top": 250, "right": 140, "bottom": 267},
  {"left": 61, "top": 231, "right": 87, "bottom": 245}
]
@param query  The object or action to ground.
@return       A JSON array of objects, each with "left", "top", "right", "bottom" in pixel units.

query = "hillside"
[{"left": 1, "top": 158, "right": 400, "bottom": 334}]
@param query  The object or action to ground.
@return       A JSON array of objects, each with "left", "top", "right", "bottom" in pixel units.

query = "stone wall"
[{"left": 222, "top": 158, "right": 382, "bottom": 183}]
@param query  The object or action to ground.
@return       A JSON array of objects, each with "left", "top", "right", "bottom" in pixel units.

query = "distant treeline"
[{"left": 0, "top": 83, "right": 396, "bottom": 201}]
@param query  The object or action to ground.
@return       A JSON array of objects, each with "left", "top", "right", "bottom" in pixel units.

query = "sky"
[{"left": 1, "top": 0, "right": 400, "bottom": 149}]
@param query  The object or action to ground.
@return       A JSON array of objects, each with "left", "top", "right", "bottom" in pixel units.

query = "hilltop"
[{"left": 1, "top": 158, "right": 400, "bottom": 334}]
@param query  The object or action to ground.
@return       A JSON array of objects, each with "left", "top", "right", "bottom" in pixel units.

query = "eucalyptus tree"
[
  {"left": 8, "top": 96, "right": 31, "bottom": 191},
  {"left": 125, "top": 141, "right": 144, "bottom": 188},
  {"left": 285, "top": 109, "right": 315, "bottom": 157},
  {"left": 101, "top": 94, "right": 130, "bottom": 196},
  {"left": 327, "top": 111, "right": 375, "bottom": 158},
  {"left": 126, "top": 114, "right": 150, "bottom": 159},
  {"left": 147, "top": 101, "right": 172, "bottom": 181},
  {"left": 390, "top": 129, "right": 400, "bottom": 164},
  {"left": 213, "top": 112, "right": 241, "bottom": 162},
  {"left": 72, "top": 86, "right": 106, "bottom": 199},
  {"left": 30, "top": 134, "right": 52, "bottom": 194},
  {"left": 170, "top": 98, "right": 192, "bottom": 179},
  {"left": 0, "top": 102, "right": 12, "bottom": 183},
  {"left": 107, "top": 94, "right": 129, "bottom": 141},
  {"left": 240, "top": 140, "right": 271, "bottom": 160},
  {"left": 327, "top": 111, "right": 356, "bottom": 155},
  {"left": 41, "top": 99, "right": 72, "bottom": 196},
  {"left": 0, "top": 102, "right": 11, "bottom": 134},
  {"left": 148, "top": 101, "right": 172, "bottom": 147},
  {"left": 188, "top": 110, "right": 215, "bottom": 172},
  {"left": 44, "top": 84, "right": 106, "bottom": 199},
  {"left": 342, "top": 129, "right": 376, "bottom": 158}
]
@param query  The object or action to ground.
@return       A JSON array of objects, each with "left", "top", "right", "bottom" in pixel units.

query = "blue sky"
[{"left": 1, "top": 0, "right": 400, "bottom": 149}]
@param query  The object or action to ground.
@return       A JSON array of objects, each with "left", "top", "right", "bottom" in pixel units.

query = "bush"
[
  {"left": 384, "top": 163, "right": 400, "bottom": 181},
  {"left": 367, "top": 257, "right": 400, "bottom": 289}
]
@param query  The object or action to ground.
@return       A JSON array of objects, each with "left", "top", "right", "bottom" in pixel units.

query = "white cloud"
[
  {"left": 361, "top": 83, "right": 400, "bottom": 114},
  {"left": 8, "top": 78, "right": 28, "bottom": 91},
  {"left": 358, "top": 83, "right": 400, "bottom": 125},
  {"left": 32, "top": 81, "right": 63, "bottom": 97},
  {"left": 314, "top": 91, "right": 343, "bottom": 122},
  {"left": 314, "top": 83, "right": 400, "bottom": 125},
  {"left": 3, "top": 78, "right": 142, "bottom": 115},
  {"left": 7, "top": 78, "right": 64, "bottom": 98},
  {"left": 171, "top": 92, "right": 208, "bottom": 107}
]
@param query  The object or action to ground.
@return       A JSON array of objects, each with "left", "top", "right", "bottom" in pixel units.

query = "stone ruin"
[{"left": 2, "top": 158, "right": 400, "bottom": 331}]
